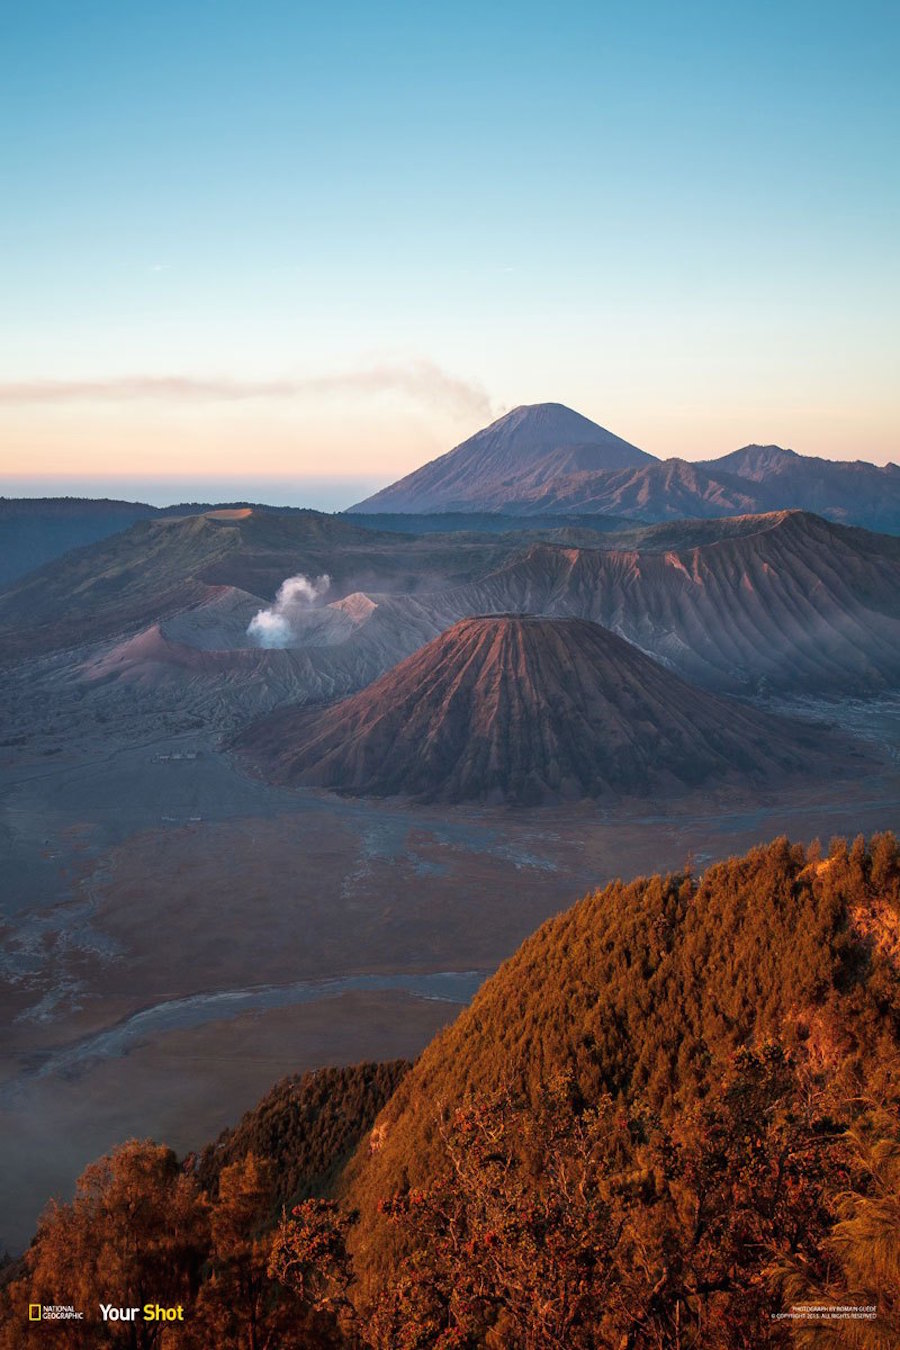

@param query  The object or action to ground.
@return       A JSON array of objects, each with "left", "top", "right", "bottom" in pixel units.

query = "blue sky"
[{"left": 1, "top": 0, "right": 898, "bottom": 503}]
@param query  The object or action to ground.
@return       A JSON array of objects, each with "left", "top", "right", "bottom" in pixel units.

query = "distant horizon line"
[{"left": 4, "top": 429, "right": 900, "bottom": 489}]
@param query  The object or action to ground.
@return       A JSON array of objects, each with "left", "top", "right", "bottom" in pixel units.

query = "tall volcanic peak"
[
  {"left": 349, "top": 403, "right": 655, "bottom": 514},
  {"left": 238, "top": 614, "right": 835, "bottom": 805},
  {"left": 349, "top": 404, "right": 900, "bottom": 530},
  {"left": 460, "top": 402, "right": 652, "bottom": 461}
]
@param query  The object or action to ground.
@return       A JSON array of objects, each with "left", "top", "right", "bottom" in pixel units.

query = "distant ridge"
[
  {"left": 709, "top": 443, "right": 801, "bottom": 479},
  {"left": 237, "top": 614, "right": 834, "bottom": 804},
  {"left": 0, "top": 497, "right": 379, "bottom": 588},
  {"left": 446, "top": 509, "right": 900, "bottom": 694},
  {"left": 6, "top": 506, "right": 898, "bottom": 707},
  {"left": 350, "top": 403, "right": 900, "bottom": 531}
]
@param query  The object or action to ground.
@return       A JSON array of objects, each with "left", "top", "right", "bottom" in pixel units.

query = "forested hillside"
[
  {"left": 3, "top": 835, "right": 898, "bottom": 1348},
  {"left": 194, "top": 1061, "right": 409, "bottom": 1209}
]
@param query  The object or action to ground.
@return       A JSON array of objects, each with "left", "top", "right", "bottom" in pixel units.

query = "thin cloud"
[{"left": 0, "top": 362, "right": 495, "bottom": 421}]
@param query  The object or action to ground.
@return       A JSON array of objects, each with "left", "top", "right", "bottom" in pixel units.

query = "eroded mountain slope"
[{"left": 237, "top": 615, "right": 844, "bottom": 804}]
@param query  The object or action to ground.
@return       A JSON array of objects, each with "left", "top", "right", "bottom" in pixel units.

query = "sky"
[{"left": 1, "top": 0, "right": 898, "bottom": 507}]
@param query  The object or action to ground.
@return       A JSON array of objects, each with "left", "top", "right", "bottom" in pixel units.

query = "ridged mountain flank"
[
  {"left": 350, "top": 403, "right": 654, "bottom": 513},
  {"left": 350, "top": 404, "right": 900, "bottom": 529},
  {"left": 238, "top": 615, "right": 835, "bottom": 804},
  {"left": 447, "top": 511, "right": 900, "bottom": 694}
]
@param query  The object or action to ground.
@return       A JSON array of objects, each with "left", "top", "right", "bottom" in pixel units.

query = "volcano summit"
[
  {"left": 351, "top": 403, "right": 654, "bottom": 514},
  {"left": 238, "top": 615, "right": 836, "bottom": 805}
]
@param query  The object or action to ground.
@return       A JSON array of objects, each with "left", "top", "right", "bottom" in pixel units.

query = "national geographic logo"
[
  {"left": 29, "top": 1304, "right": 84, "bottom": 1321},
  {"left": 26, "top": 1302, "right": 184, "bottom": 1324}
]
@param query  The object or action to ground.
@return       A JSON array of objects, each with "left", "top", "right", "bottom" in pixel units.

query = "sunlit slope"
[
  {"left": 452, "top": 511, "right": 900, "bottom": 693},
  {"left": 352, "top": 404, "right": 900, "bottom": 528},
  {"left": 342, "top": 834, "right": 900, "bottom": 1291},
  {"left": 194, "top": 1061, "right": 410, "bottom": 1211}
]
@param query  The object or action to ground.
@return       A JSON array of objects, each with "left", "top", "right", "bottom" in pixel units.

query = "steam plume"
[{"left": 247, "top": 574, "right": 331, "bottom": 649}]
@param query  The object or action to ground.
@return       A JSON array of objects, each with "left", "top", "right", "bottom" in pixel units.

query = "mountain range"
[
  {"left": 2, "top": 406, "right": 900, "bottom": 1346},
  {"left": 20, "top": 507, "right": 893, "bottom": 726},
  {"left": 351, "top": 402, "right": 900, "bottom": 531},
  {"left": 3, "top": 403, "right": 898, "bottom": 598},
  {"left": 2, "top": 408, "right": 900, "bottom": 814}
]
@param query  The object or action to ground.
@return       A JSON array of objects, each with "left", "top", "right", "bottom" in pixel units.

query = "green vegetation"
[
  {"left": 340, "top": 831, "right": 900, "bottom": 1341},
  {"left": 2, "top": 835, "right": 898, "bottom": 1347},
  {"left": 194, "top": 1061, "right": 410, "bottom": 1212}
]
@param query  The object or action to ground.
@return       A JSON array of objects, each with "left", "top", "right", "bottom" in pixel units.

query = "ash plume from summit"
[{"left": 247, "top": 573, "right": 331, "bottom": 648}]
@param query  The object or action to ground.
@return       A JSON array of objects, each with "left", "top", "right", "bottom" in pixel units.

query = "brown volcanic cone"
[{"left": 238, "top": 615, "right": 837, "bottom": 805}]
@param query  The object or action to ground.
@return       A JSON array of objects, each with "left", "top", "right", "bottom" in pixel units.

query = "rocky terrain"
[
  {"left": 0, "top": 508, "right": 522, "bottom": 666},
  {"left": 237, "top": 615, "right": 852, "bottom": 804},
  {"left": 6, "top": 508, "right": 893, "bottom": 749},
  {"left": 450, "top": 510, "right": 900, "bottom": 694}
]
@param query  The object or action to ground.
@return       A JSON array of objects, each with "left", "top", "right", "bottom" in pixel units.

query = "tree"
[
  {"left": 368, "top": 1078, "right": 624, "bottom": 1349},
  {"left": 189, "top": 1152, "right": 308, "bottom": 1350},
  {"left": 0, "top": 1140, "right": 208, "bottom": 1349},
  {"left": 776, "top": 1099, "right": 900, "bottom": 1349},
  {"left": 267, "top": 1199, "right": 359, "bottom": 1347},
  {"left": 364, "top": 1052, "right": 860, "bottom": 1349}
]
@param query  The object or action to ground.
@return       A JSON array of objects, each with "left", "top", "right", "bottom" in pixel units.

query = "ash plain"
[{"left": 2, "top": 691, "right": 899, "bottom": 1253}]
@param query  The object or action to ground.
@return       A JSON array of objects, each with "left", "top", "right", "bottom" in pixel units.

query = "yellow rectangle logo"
[{"left": 29, "top": 1304, "right": 42, "bottom": 1320}]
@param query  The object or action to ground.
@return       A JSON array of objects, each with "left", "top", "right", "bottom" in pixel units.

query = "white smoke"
[{"left": 247, "top": 573, "right": 331, "bottom": 648}]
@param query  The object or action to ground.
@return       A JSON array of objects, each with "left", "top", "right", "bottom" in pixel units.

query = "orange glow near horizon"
[{"left": 2, "top": 392, "right": 897, "bottom": 493}]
